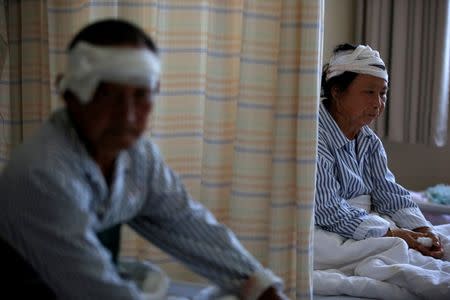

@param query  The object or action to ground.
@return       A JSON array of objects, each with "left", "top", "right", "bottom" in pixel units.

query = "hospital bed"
[
  {"left": 311, "top": 189, "right": 450, "bottom": 300},
  {"left": 410, "top": 190, "right": 450, "bottom": 225},
  {"left": 124, "top": 186, "right": 450, "bottom": 299}
]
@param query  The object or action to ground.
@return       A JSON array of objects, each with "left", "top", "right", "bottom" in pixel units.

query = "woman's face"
[{"left": 332, "top": 74, "right": 388, "bottom": 128}]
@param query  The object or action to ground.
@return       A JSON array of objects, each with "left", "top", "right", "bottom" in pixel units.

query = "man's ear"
[
  {"left": 55, "top": 73, "right": 68, "bottom": 104},
  {"left": 56, "top": 74, "right": 81, "bottom": 106},
  {"left": 63, "top": 90, "right": 81, "bottom": 108}
]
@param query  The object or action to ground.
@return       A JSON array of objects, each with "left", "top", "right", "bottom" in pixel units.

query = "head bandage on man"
[
  {"left": 325, "top": 45, "right": 388, "bottom": 82},
  {"left": 58, "top": 42, "right": 161, "bottom": 103}
]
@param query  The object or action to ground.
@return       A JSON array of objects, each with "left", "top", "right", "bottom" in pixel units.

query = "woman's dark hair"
[
  {"left": 67, "top": 19, "right": 158, "bottom": 54},
  {"left": 321, "top": 44, "right": 358, "bottom": 101}
]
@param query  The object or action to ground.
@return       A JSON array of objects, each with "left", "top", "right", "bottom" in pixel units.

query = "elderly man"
[{"left": 0, "top": 19, "right": 287, "bottom": 300}]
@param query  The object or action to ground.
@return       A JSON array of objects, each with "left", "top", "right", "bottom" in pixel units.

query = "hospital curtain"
[
  {"left": 0, "top": 0, "right": 52, "bottom": 167},
  {"left": 0, "top": 1, "right": 323, "bottom": 299},
  {"left": 356, "top": 0, "right": 450, "bottom": 146}
]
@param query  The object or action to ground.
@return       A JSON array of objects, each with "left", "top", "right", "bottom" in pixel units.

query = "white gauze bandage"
[
  {"left": 326, "top": 45, "right": 388, "bottom": 82},
  {"left": 58, "top": 42, "right": 161, "bottom": 103}
]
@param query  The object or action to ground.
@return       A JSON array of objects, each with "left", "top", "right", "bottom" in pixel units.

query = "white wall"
[
  {"left": 323, "top": 0, "right": 356, "bottom": 60},
  {"left": 323, "top": 0, "right": 450, "bottom": 190},
  {"left": 384, "top": 128, "right": 450, "bottom": 190}
]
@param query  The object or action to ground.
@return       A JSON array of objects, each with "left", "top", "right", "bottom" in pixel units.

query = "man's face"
[{"left": 74, "top": 81, "right": 154, "bottom": 152}]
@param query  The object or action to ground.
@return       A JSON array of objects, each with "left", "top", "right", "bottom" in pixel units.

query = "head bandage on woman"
[
  {"left": 325, "top": 45, "right": 388, "bottom": 82},
  {"left": 58, "top": 42, "right": 161, "bottom": 103}
]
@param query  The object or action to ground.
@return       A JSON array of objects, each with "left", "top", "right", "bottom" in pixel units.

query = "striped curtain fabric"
[
  {"left": 0, "top": 1, "right": 323, "bottom": 299},
  {"left": 0, "top": 0, "right": 51, "bottom": 164}
]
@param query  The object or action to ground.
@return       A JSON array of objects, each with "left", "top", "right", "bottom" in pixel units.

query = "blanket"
[{"left": 313, "top": 224, "right": 450, "bottom": 300}]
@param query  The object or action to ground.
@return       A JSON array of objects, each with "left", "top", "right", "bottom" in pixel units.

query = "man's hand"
[
  {"left": 257, "top": 286, "right": 290, "bottom": 300},
  {"left": 386, "top": 227, "right": 444, "bottom": 259}
]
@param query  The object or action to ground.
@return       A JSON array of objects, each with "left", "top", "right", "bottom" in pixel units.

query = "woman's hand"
[
  {"left": 412, "top": 226, "right": 444, "bottom": 259},
  {"left": 386, "top": 227, "right": 444, "bottom": 259}
]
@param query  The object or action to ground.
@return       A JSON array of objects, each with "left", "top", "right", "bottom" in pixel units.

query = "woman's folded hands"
[{"left": 385, "top": 227, "right": 444, "bottom": 259}]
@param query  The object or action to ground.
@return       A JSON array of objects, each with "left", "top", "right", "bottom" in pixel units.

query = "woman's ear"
[{"left": 331, "top": 86, "right": 341, "bottom": 100}]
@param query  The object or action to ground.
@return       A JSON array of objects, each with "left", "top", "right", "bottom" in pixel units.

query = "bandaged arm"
[{"left": 129, "top": 141, "right": 283, "bottom": 300}]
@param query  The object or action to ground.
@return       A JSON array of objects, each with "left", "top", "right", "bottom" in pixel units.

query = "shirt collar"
[
  {"left": 49, "top": 108, "right": 132, "bottom": 186},
  {"left": 319, "top": 101, "right": 373, "bottom": 150}
]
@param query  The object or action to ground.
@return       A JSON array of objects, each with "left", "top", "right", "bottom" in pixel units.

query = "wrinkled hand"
[
  {"left": 386, "top": 227, "right": 444, "bottom": 259},
  {"left": 412, "top": 226, "right": 444, "bottom": 259},
  {"left": 257, "top": 287, "right": 290, "bottom": 300}
]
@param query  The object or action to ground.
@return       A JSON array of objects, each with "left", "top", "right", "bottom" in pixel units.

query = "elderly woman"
[{"left": 315, "top": 43, "right": 444, "bottom": 259}]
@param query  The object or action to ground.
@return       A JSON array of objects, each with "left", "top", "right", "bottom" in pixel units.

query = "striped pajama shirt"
[
  {"left": 0, "top": 109, "right": 281, "bottom": 299},
  {"left": 315, "top": 103, "right": 430, "bottom": 240}
]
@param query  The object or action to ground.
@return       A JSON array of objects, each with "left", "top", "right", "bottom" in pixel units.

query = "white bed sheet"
[{"left": 314, "top": 224, "right": 450, "bottom": 300}]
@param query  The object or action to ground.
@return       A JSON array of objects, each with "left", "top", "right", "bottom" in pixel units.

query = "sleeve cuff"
[
  {"left": 241, "top": 269, "right": 283, "bottom": 300},
  {"left": 391, "top": 207, "right": 432, "bottom": 229},
  {"left": 352, "top": 215, "right": 391, "bottom": 240}
]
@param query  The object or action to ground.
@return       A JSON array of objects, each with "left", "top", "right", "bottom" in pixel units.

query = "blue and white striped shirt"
[
  {"left": 0, "top": 109, "right": 281, "bottom": 299},
  {"left": 315, "top": 103, "right": 430, "bottom": 240}
]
